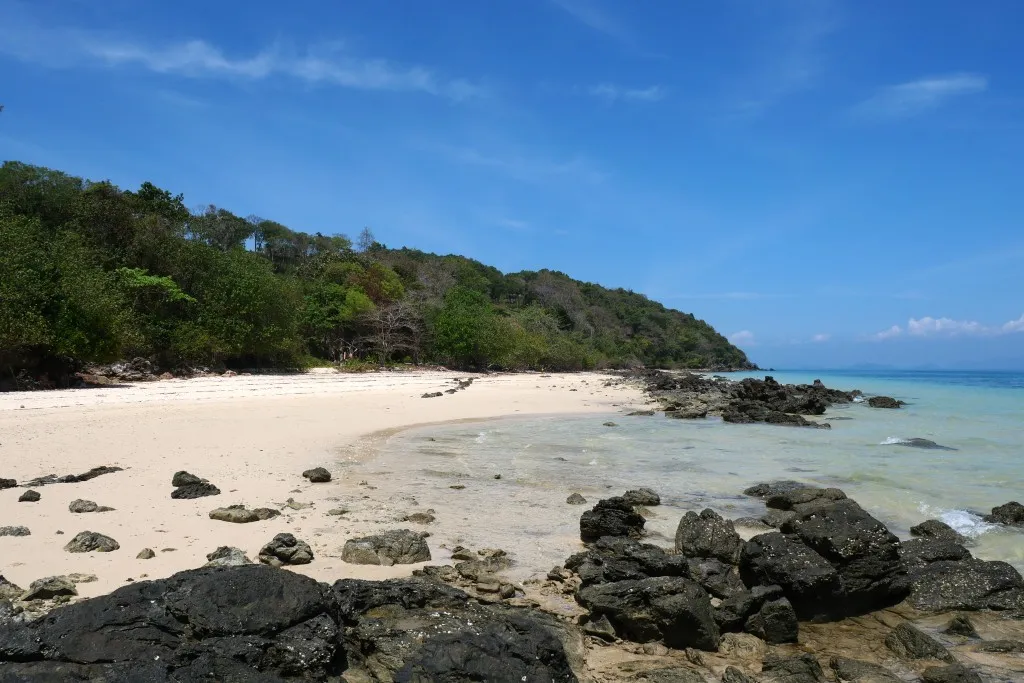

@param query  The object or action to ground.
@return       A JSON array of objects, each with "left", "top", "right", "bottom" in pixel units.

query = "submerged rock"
[
  {"left": 341, "top": 529, "right": 430, "bottom": 566},
  {"left": 911, "top": 519, "right": 970, "bottom": 545},
  {"left": 867, "top": 396, "right": 904, "bottom": 409},
  {"left": 985, "top": 501, "right": 1024, "bottom": 527},
  {"left": 580, "top": 497, "right": 645, "bottom": 542},
  {"left": 63, "top": 531, "right": 119, "bottom": 553},
  {"left": 566, "top": 493, "right": 587, "bottom": 505}
]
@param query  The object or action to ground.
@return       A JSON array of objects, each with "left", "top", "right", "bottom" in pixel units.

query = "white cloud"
[
  {"left": 588, "top": 84, "right": 666, "bottom": 103},
  {"left": 811, "top": 333, "right": 831, "bottom": 343},
  {"left": 0, "top": 14, "right": 482, "bottom": 100},
  {"left": 873, "top": 314, "right": 1024, "bottom": 340},
  {"left": 854, "top": 73, "right": 987, "bottom": 119},
  {"left": 549, "top": 0, "right": 632, "bottom": 44},
  {"left": 729, "top": 330, "right": 756, "bottom": 346}
]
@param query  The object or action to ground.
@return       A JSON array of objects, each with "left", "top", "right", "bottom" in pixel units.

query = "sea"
[{"left": 365, "top": 369, "right": 1024, "bottom": 578}]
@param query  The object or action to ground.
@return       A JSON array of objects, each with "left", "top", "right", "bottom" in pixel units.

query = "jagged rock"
[
  {"left": 172, "top": 471, "right": 202, "bottom": 487},
  {"left": 780, "top": 498, "right": 907, "bottom": 616},
  {"left": 0, "top": 526, "right": 31, "bottom": 537},
  {"left": 63, "top": 531, "right": 119, "bottom": 553},
  {"left": 0, "top": 478, "right": 16, "bottom": 490},
  {"left": 18, "top": 490, "right": 40, "bottom": 502},
  {"left": 944, "top": 614, "right": 979, "bottom": 638},
  {"left": 341, "top": 529, "right": 430, "bottom": 566},
  {"left": 686, "top": 557, "right": 746, "bottom": 599},
  {"left": 302, "top": 467, "right": 331, "bottom": 483},
  {"left": 565, "top": 537, "right": 689, "bottom": 587},
  {"left": 136, "top": 548, "right": 155, "bottom": 559},
  {"left": 205, "top": 546, "right": 253, "bottom": 567},
  {"left": 580, "top": 497, "right": 645, "bottom": 542},
  {"left": 739, "top": 532, "right": 841, "bottom": 620},
  {"left": 985, "top": 501, "right": 1024, "bottom": 527},
  {"left": 765, "top": 486, "right": 846, "bottom": 511},
  {"left": 907, "top": 558, "right": 1024, "bottom": 611},
  {"left": 900, "top": 538, "right": 972, "bottom": 569},
  {"left": 21, "top": 576, "right": 77, "bottom": 601},
  {"left": 24, "top": 466, "right": 123, "bottom": 487},
  {"left": 884, "top": 622, "right": 955, "bottom": 662},
  {"left": 0, "top": 576, "right": 23, "bottom": 601},
  {"left": 566, "top": 492, "right": 587, "bottom": 505},
  {"left": 171, "top": 481, "right": 221, "bottom": 499},
  {"left": 743, "top": 480, "right": 808, "bottom": 498},
  {"left": 911, "top": 519, "right": 970, "bottom": 545},
  {"left": 68, "top": 499, "right": 114, "bottom": 513},
  {"left": 829, "top": 657, "right": 902, "bottom": 683},
  {"left": 867, "top": 396, "right": 903, "bottom": 408},
  {"left": 674, "top": 508, "right": 742, "bottom": 563},
  {"left": 922, "top": 665, "right": 984, "bottom": 683},
  {"left": 208, "top": 505, "right": 281, "bottom": 523},
  {"left": 258, "top": 533, "right": 313, "bottom": 567},
  {"left": 623, "top": 488, "right": 661, "bottom": 506},
  {"left": 715, "top": 585, "right": 785, "bottom": 633},
  {"left": 759, "top": 653, "right": 826, "bottom": 683},
  {"left": 744, "top": 597, "right": 798, "bottom": 644},
  {"left": 576, "top": 576, "right": 720, "bottom": 650}
]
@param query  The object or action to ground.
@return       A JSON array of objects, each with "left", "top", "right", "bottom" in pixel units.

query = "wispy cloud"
[
  {"left": 587, "top": 83, "right": 666, "bottom": 103},
  {"left": 872, "top": 314, "right": 1024, "bottom": 340},
  {"left": 811, "top": 333, "right": 831, "bottom": 343},
  {"left": 853, "top": 73, "right": 987, "bottom": 120},
  {"left": 549, "top": 0, "right": 634, "bottom": 45},
  {"left": 729, "top": 330, "right": 757, "bottom": 346},
  {"left": 0, "top": 12, "right": 482, "bottom": 101},
  {"left": 433, "top": 143, "right": 607, "bottom": 185}
]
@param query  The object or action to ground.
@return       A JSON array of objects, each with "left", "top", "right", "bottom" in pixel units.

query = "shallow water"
[{"left": 364, "top": 370, "right": 1024, "bottom": 577}]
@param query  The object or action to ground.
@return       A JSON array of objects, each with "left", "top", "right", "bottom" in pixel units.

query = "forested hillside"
[{"left": 0, "top": 161, "right": 752, "bottom": 386}]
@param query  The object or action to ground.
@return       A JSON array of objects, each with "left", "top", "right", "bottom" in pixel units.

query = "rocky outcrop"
[
  {"left": 906, "top": 558, "right": 1024, "bottom": 611},
  {"left": 580, "top": 497, "right": 645, "bottom": 542},
  {"left": 302, "top": 467, "right": 331, "bottom": 483},
  {"left": 21, "top": 577, "right": 77, "bottom": 601},
  {"left": 911, "top": 519, "right": 970, "bottom": 545},
  {"left": 867, "top": 396, "right": 904, "bottom": 409},
  {"left": 576, "top": 576, "right": 720, "bottom": 650},
  {"left": 23, "top": 465, "right": 123, "bottom": 487},
  {"left": 208, "top": 504, "right": 280, "bottom": 523},
  {"left": 565, "top": 537, "right": 689, "bottom": 588},
  {"left": 675, "top": 508, "right": 742, "bottom": 564},
  {"left": 258, "top": 533, "right": 313, "bottom": 567},
  {"left": 170, "top": 471, "right": 220, "bottom": 499},
  {"left": 341, "top": 529, "right": 431, "bottom": 566},
  {"left": 63, "top": 531, "right": 119, "bottom": 553},
  {"left": 985, "top": 501, "right": 1024, "bottom": 527}
]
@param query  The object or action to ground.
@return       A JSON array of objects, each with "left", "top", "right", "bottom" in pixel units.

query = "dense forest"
[{"left": 0, "top": 161, "right": 752, "bottom": 386}]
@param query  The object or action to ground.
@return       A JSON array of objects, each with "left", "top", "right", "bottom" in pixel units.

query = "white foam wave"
[
  {"left": 853, "top": 395, "right": 866, "bottom": 403},
  {"left": 918, "top": 503, "right": 997, "bottom": 539},
  {"left": 879, "top": 436, "right": 909, "bottom": 445}
]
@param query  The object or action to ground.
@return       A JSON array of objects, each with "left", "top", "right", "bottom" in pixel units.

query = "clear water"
[{"left": 367, "top": 370, "right": 1024, "bottom": 576}]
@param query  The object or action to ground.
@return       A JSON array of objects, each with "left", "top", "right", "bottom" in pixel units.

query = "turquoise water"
[{"left": 369, "top": 370, "right": 1024, "bottom": 575}]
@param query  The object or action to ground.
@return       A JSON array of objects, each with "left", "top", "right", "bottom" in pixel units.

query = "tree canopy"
[{"left": 0, "top": 161, "right": 752, "bottom": 384}]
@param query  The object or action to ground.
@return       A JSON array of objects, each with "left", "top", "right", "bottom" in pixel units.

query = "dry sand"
[{"left": 0, "top": 370, "right": 645, "bottom": 598}]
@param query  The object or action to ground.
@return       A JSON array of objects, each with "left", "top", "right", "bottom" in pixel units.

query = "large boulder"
[
  {"left": 258, "top": 533, "right": 313, "bottom": 567},
  {"left": 780, "top": 498, "right": 907, "bottom": 616},
  {"left": 674, "top": 508, "right": 742, "bottom": 563},
  {"left": 744, "top": 596, "right": 798, "bottom": 644},
  {"left": 341, "top": 529, "right": 431, "bottom": 566},
  {"left": 579, "top": 497, "right": 645, "bottom": 542},
  {"left": 576, "top": 576, "right": 719, "bottom": 650},
  {"left": 63, "top": 531, "right": 119, "bottom": 553},
  {"left": 739, "top": 532, "right": 842, "bottom": 620},
  {"left": 985, "top": 501, "right": 1024, "bottom": 527},
  {"left": 564, "top": 537, "right": 689, "bottom": 587},
  {"left": 911, "top": 519, "right": 970, "bottom": 545},
  {"left": 906, "top": 558, "right": 1024, "bottom": 611}
]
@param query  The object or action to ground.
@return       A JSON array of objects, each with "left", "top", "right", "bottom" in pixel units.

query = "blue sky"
[{"left": 1, "top": 0, "right": 1022, "bottom": 368}]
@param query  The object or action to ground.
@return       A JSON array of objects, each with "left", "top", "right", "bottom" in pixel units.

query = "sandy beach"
[{"left": 0, "top": 370, "right": 646, "bottom": 598}]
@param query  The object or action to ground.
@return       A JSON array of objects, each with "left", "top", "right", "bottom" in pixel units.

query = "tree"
[
  {"left": 356, "top": 227, "right": 376, "bottom": 252},
  {"left": 361, "top": 300, "right": 421, "bottom": 364}
]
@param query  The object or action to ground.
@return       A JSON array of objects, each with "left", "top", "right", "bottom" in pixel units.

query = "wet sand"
[{"left": 0, "top": 370, "right": 645, "bottom": 597}]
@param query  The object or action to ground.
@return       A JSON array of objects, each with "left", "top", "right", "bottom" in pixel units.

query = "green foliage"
[{"left": 0, "top": 160, "right": 752, "bottom": 378}]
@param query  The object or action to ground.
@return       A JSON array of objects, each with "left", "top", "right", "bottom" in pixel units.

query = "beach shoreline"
[{"left": 0, "top": 370, "right": 647, "bottom": 598}]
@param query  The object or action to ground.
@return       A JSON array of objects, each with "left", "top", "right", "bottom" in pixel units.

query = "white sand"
[{"left": 0, "top": 370, "right": 644, "bottom": 598}]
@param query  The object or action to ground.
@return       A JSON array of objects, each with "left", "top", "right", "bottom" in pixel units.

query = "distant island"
[{"left": 0, "top": 161, "right": 752, "bottom": 388}]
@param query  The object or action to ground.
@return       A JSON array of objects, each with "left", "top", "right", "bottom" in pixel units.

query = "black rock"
[
  {"left": 867, "top": 396, "right": 904, "bottom": 408},
  {"left": 943, "top": 614, "right": 979, "bottom": 638},
  {"left": 0, "top": 478, "right": 16, "bottom": 490},
  {"left": 761, "top": 509, "right": 797, "bottom": 529},
  {"left": 739, "top": 532, "right": 842, "bottom": 620},
  {"left": 576, "top": 576, "right": 719, "bottom": 650},
  {"left": 18, "top": 490, "right": 40, "bottom": 503},
  {"left": 171, "top": 471, "right": 202, "bottom": 487},
  {"left": 911, "top": 519, "right": 970, "bottom": 545},
  {"left": 302, "top": 467, "right": 331, "bottom": 483},
  {"left": 25, "top": 466, "right": 123, "bottom": 487},
  {"left": 781, "top": 498, "right": 907, "bottom": 617},
  {"left": 674, "top": 508, "right": 742, "bottom": 564},
  {"left": 0, "top": 526, "right": 30, "bottom": 537},
  {"left": 985, "top": 501, "right": 1024, "bottom": 527},
  {"left": 722, "top": 667, "right": 757, "bottom": 683},
  {"left": 565, "top": 536, "right": 689, "bottom": 587},
  {"left": 579, "top": 497, "right": 645, "bottom": 543},
  {"left": 743, "top": 480, "right": 808, "bottom": 498},
  {"left": 686, "top": 557, "right": 746, "bottom": 599},
  {"left": 900, "top": 538, "right": 972, "bottom": 569},
  {"left": 714, "top": 584, "right": 784, "bottom": 632},
  {"left": 622, "top": 488, "right": 661, "bottom": 506},
  {"left": 566, "top": 493, "right": 587, "bottom": 505},
  {"left": 922, "top": 664, "right": 984, "bottom": 683},
  {"left": 625, "top": 667, "right": 706, "bottom": 683},
  {"left": 258, "top": 533, "right": 313, "bottom": 567},
  {"left": 906, "top": 558, "right": 1024, "bottom": 611},
  {"left": 171, "top": 481, "right": 221, "bottom": 499},
  {"left": 759, "top": 653, "right": 826, "bottom": 683},
  {"left": 765, "top": 486, "right": 846, "bottom": 511},
  {"left": 829, "top": 657, "right": 902, "bottom": 683},
  {"left": 889, "top": 438, "right": 957, "bottom": 451},
  {"left": 744, "top": 597, "right": 798, "bottom": 644},
  {"left": 884, "top": 622, "right": 955, "bottom": 662},
  {"left": 63, "top": 531, "right": 119, "bottom": 553}
]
